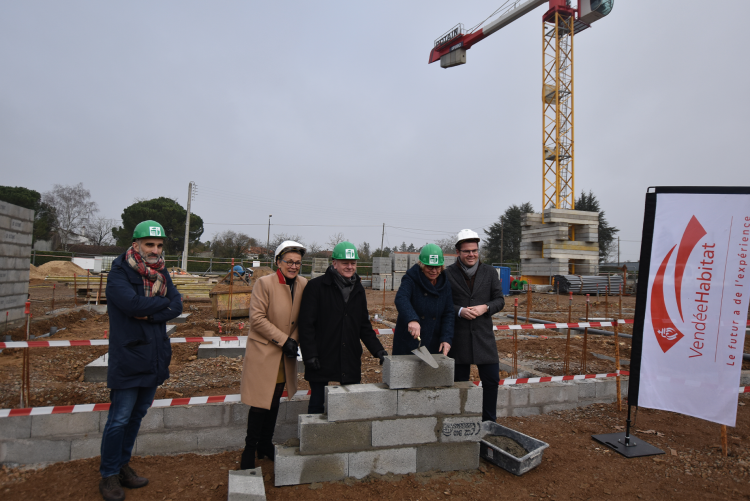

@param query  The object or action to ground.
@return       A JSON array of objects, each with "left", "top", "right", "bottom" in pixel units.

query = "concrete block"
[
  {"left": 196, "top": 426, "right": 246, "bottom": 450},
  {"left": 325, "top": 384, "right": 397, "bottom": 422},
  {"left": 0, "top": 438, "right": 71, "bottom": 464},
  {"left": 397, "top": 387, "right": 461, "bottom": 416},
  {"left": 528, "top": 382, "right": 578, "bottom": 406},
  {"left": 443, "top": 256, "right": 457, "bottom": 267},
  {"left": 372, "top": 257, "right": 392, "bottom": 275},
  {"left": 348, "top": 447, "right": 417, "bottom": 479},
  {"left": 457, "top": 381, "right": 484, "bottom": 414},
  {"left": 273, "top": 422, "right": 298, "bottom": 444},
  {"left": 134, "top": 430, "right": 198, "bottom": 455},
  {"left": 70, "top": 436, "right": 102, "bottom": 460},
  {"left": 496, "top": 406, "right": 510, "bottom": 418},
  {"left": 392, "top": 272, "right": 405, "bottom": 291},
  {"left": 542, "top": 402, "right": 580, "bottom": 414},
  {"left": 507, "top": 385, "right": 529, "bottom": 407},
  {"left": 0, "top": 416, "right": 31, "bottom": 439},
  {"left": 283, "top": 397, "right": 311, "bottom": 424},
  {"left": 576, "top": 379, "right": 597, "bottom": 399},
  {"left": 372, "top": 417, "right": 437, "bottom": 447},
  {"left": 232, "top": 403, "right": 250, "bottom": 425},
  {"left": 596, "top": 379, "right": 617, "bottom": 399},
  {"left": 371, "top": 274, "right": 392, "bottom": 290},
  {"left": 84, "top": 353, "right": 108, "bottom": 382},
  {"left": 274, "top": 446, "right": 348, "bottom": 486},
  {"left": 382, "top": 355, "right": 454, "bottom": 390},
  {"left": 31, "top": 412, "right": 100, "bottom": 438},
  {"left": 439, "top": 416, "right": 482, "bottom": 443},
  {"left": 511, "top": 407, "right": 541, "bottom": 417},
  {"left": 495, "top": 386, "right": 510, "bottom": 410},
  {"left": 299, "top": 414, "right": 371, "bottom": 455},
  {"left": 228, "top": 467, "right": 266, "bottom": 501},
  {"left": 416, "top": 442, "right": 479, "bottom": 472},
  {"left": 391, "top": 254, "right": 408, "bottom": 272},
  {"left": 163, "top": 403, "right": 227, "bottom": 429}
]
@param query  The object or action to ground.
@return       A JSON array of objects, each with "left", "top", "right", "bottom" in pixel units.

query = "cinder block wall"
[
  {"left": 0, "top": 377, "right": 636, "bottom": 466},
  {"left": 0, "top": 200, "right": 34, "bottom": 331}
]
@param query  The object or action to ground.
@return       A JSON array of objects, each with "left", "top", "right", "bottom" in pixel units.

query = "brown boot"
[
  {"left": 119, "top": 464, "right": 149, "bottom": 489},
  {"left": 99, "top": 474, "right": 125, "bottom": 501}
]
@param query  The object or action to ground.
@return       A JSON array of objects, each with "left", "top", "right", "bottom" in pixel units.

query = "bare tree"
[
  {"left": 307, "top": 241, "right": 322, "bottom": 256},
  {"left": 358, "top": 242, "right": 371, "bottom": 260},
  {"left": 211, "top": 231, "right": 258, "bottom": 258},
  {"left": 326, "top": 232, "right": 346, "bottom": 250},
  {"left": 83, "top": 216, "right": 118, "bottom": 246},
  {"left": 434, "top": 236, "right": 457, "bottom": 255},
  {"left": 43, "top": 183, "right": 98, "bottom": 251},
  {"left": 269, "top": 233, "right": 305, "bottom": 254}
]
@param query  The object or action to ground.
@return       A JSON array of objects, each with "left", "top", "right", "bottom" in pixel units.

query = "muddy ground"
[
  {"left": 2, "top": 398, "right": 750, "bottom": 500},
  {"left": 1, "top": 283, "right": 748, "bottom": 408}
]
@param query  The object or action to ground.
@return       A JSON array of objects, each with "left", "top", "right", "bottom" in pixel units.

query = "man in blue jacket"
[{"left": 99, "top": 220, "right": 182, "bottom": 501}]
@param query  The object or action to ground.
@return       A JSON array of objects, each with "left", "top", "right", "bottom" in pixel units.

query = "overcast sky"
[{"left": 2, "top": 1, "right": 748, "bottom": 260}]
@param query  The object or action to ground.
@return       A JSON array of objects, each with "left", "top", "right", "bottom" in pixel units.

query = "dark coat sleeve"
[
  {"left": 148, "top": 273, "right": 183, "bottom": 324},
  {"left": 298, "top": 280, "right": 320, "bottom": 361},
  {"left": 106, "top": 263, "right": 169, "bottom": 318},
  {"left": 357, "top": 285, "right": 384, "bottom": 357},
  {"left": 439, "top": 280, "right": 455, "bottom": 345},
  {"left": 394, "top": 274, "right": 420, "bottom": 324}
]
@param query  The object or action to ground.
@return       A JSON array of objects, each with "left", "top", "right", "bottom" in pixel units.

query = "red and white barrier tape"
[
  {"left": 3, "top": 319, "right": 747, "bottom": 349},
  {"left": 495, "top": 370, "right": 630, "bottom": 386}
]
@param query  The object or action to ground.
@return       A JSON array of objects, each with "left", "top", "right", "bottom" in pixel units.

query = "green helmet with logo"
[
  {"left": 132, "top": 220, "right": 166, "bottom": 241},
  {"left": 419, "top": 244, "right": 444, "bottom": 266},
  {"left": 332, "top": 241, "right": 359, "bottom": 260}
]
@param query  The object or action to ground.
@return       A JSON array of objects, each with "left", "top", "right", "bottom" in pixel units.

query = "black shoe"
[
  {"left": 257, "top": 442, "right": 275, "bottom": 461},
  {"left": 99, "top": 475, "right": 125, "bottom": 501},
  {"left": 119, "top": 464, "right": 148, "bottom": 489}
]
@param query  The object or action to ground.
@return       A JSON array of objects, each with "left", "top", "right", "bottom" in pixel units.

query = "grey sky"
[{"left": 2, "top": 1, "right": 748, "bottom": 260}]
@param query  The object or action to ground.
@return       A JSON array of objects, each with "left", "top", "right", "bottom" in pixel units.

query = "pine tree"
[{"left": 575, "top": 190, "right": 619, "bottom": 262}]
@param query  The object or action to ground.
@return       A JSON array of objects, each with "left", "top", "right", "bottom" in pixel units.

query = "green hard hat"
[
  {"left": 332, "top": 241, "right": 359, "bottom": 260},
  {"left": 133, "top": 220, "right": 166, "bottom": 240},
  {"left": 419, "top": 244, "right": 444, "bottom": 266}
]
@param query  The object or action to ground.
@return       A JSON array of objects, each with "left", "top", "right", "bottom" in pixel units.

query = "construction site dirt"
[
  {"left": 2, "top": 398, "right": 749, "bottom": 500},
  {"left": 2, "top": 286, "right": 749, "bottom": 409}
]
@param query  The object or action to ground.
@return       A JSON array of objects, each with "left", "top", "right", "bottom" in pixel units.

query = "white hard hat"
[
  {"left": 274, "top": 240, "right": 306, "bottom": 262},
  {"left": 456, "top": 229, "right": 480, "bottom": 248}
]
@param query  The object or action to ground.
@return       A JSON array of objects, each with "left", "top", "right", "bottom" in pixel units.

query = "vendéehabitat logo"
[{"left": 650, "top": 216, "right": 707, "bottom": 353}]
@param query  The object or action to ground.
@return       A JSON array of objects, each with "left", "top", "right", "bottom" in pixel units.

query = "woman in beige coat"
[{"left": 239, "top": 240, "right": 307, "bottom": 469}]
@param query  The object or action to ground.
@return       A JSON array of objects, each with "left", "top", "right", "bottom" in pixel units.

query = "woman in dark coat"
[{"left": 392, "top": 244, "right": 454, "bottom": 356}]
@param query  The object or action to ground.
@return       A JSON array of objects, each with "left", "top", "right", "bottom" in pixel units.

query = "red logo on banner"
[{"left": 650, "top": 216, "right": 707, "bottom": 353}]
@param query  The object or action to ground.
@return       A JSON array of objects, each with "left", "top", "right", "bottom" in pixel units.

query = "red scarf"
[{"left": 126, "top": 247, "right": 167, "bottom": 297}]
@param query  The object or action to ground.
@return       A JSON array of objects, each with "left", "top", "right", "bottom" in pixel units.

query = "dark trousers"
[
  {"left": 454, "top": 363, "right": 500, "bottom": 422},
  {"left": 99, "top": 386, "right": 157, "bottom": 478}
]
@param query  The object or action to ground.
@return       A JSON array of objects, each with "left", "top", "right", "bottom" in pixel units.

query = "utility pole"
[
  {"left": 266, "top": 215, "right": 272, "bottom": 259},
  {"left": 500, "top": 217, "right": 504, "bottom": 264},
  {"left": 380, "top": 223, "right": 385, "bottom": 257},
  {"left": 617, "top": 236, "right": 620, "bottom": 265},
  {"left": 181, "top": 181, "right": 194, "bottom": 271}
]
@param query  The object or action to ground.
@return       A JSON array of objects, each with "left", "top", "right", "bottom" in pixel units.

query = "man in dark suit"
[{"left": 444, "top": 229, "right": 505, "bottom": 422}]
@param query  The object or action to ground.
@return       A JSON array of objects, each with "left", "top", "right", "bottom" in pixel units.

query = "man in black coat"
[
  {"left": 444, "top": 229, "right": 505, "bottom": 422},
  {"left": 298, "top": 241, "right": 387, "bottom": 414}
]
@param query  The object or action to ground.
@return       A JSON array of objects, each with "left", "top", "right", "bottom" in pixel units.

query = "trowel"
[{"left": 412, "top": 336, "right": 438, "bottom": 368}]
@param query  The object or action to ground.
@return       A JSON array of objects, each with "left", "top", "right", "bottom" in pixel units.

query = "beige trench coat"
[{"left": 240, "top": 269, "right": 307, "bottom": 409}]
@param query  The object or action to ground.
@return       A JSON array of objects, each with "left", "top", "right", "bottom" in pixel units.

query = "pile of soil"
[
  {"left": 251, "top": 266, "right": 274, "bottom": 282},
  {"left": 35, "top": 260, "right": 87, "bottom": 277},
  {"left": 29, "top": 265, "right": 45, "bottom": 280},
  {"left": 485, "top": 435, "right": 528, "bottom": 458}
]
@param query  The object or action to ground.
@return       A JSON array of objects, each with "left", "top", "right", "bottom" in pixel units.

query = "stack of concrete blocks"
[
  {"left": 520, "top": 208, "right": 599, "bottom": 280},
  {"left": 227, "top": 467, "right": 266, "bottom": 500},
  {"left": 371, "top": 257, "right": 392, "bottom": 290},
  {"left": 443, "top": 254, "right": 457, "bottom": 267},
  {"left": 273, "top": 354, "right": 482, "bottom": 486},
  {"left": 0, "top": 200, "right": 33, "bottom": 331},
  {"left": 407, "top": 253, "right": 420, "bottom": 269},
  {"left": 391, "top": 253, "right": 408, "bottom": 291},
  {"left": 311, "top": 258, "right": 328, "bottom": 279}
]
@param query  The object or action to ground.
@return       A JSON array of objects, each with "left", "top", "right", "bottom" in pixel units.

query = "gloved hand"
[
  {"left": 282, "top": 337, "right": 299, "bottom": 358},
  {"left": 375, "top": 350, "right": 388, "bottom": 365},
  {"left": 304, "top": 357, "right": 321, "bottom": 371}
]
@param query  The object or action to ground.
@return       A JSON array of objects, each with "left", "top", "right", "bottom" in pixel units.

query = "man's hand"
[
  {"left": 134, "top": 316, "right": 147, "bottom": 320},
  {"left": 304, "top": 357, "right": 321, "bottom": 371},
  {"left": 459, "top": 308, "right": 478, "bottom": 320},
  {"left": 471, "top": 304, "right": 489, "bottom": 317},
  {"left": 375, "top": 349, "right": 388, "bottom": 365},
  {"left": 407, "top": 321, "right": 421, "bottom": 340},
  {"left": 282, "top": 337, "right": 299, "bottom": 358},
  {"left": 438, "top": 342, "right": 451, "bottom": 356}
]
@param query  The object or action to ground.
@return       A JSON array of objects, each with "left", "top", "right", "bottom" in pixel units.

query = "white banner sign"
[{"left": 640, "top": 193, "right": 750, "bottom": 426}]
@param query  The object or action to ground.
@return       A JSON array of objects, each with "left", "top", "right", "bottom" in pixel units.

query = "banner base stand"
[{"left": 592, "top": 432, "right": 664, "bottom": 458}]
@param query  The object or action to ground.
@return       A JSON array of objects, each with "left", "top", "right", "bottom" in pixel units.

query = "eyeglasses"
[
  {"left": 459, "top": 249, "right": 479, "bottom": 255},
  {"left": 281, "top": 259, "right": 302, "bottom": 268}
]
